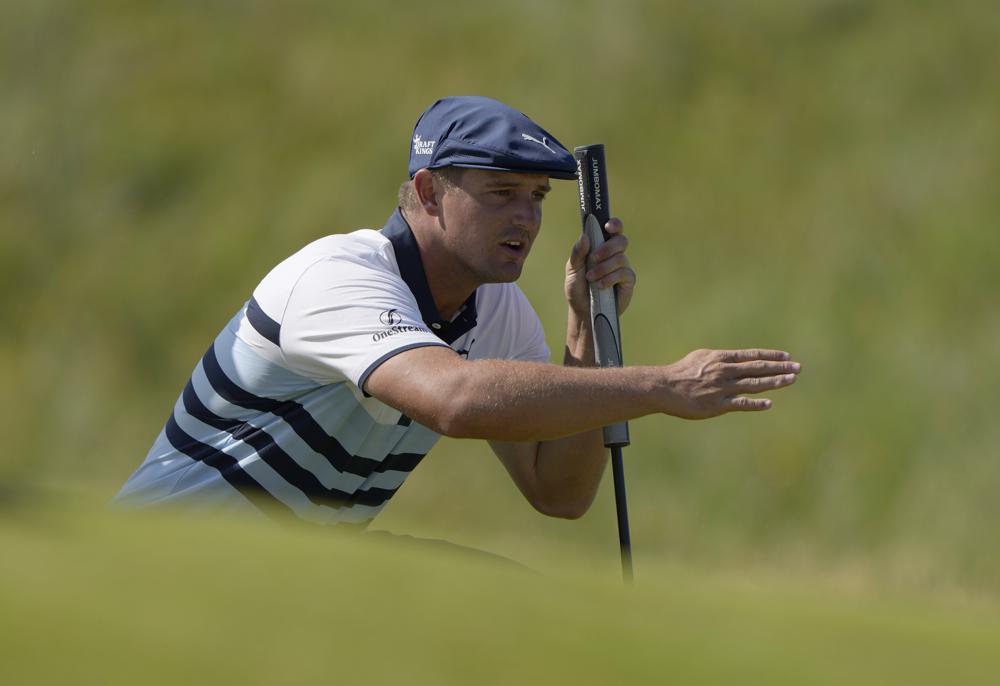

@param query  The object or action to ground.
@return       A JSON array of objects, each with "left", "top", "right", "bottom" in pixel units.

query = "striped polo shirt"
[{"left": 113, "top": 209, "right": 550, "bottom": 526}]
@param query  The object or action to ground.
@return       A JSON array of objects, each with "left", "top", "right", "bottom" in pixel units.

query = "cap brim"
[{"left": 444, "top": 162, "right": 578, "bottom": 181}]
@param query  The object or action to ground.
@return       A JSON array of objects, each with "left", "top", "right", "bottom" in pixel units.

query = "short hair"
[{"left": 398, "top": 167, "right": 465, "bottom": 212}]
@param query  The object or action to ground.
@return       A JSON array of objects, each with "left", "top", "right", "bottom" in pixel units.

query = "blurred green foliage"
[
  {"left": 2, "top": 0, "right": 999, "bottom": 603},
  {"left": 2, "top": 507, "right": 999, "bottom": 685}
]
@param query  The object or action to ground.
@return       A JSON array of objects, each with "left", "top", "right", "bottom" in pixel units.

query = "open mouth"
[{"left": 500, "top": 239, "right": 527, "bottom": 258}]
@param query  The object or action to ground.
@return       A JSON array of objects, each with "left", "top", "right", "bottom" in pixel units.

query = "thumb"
[{"left": 569, "top": 232, "right": 590, "bottom": 270}]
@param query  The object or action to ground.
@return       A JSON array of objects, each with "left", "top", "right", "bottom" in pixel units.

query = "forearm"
[
  {"left": 437, "top": 359, "right": 660, "bottom": 441},
  {"left": 534, "top": 307, "right": 609, "bottom": 510},
  {"left": 526, "top": 437, "right": 608, "bottom": 518},
  {"left": 412, "top": 311, "right": 651, "bottom": 440}
]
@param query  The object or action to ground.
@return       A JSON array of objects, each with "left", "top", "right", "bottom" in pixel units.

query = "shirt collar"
[{"left": 380, "top": 208, "right": 478, "bottom": 345}]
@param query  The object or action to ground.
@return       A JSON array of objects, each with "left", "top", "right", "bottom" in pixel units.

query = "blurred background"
[{"left": 2, "top": 1, "right": 999, "bottom": 679}]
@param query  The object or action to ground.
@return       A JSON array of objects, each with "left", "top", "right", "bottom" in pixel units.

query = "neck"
[{"left": 403, "top": 208, "right": 478, "bottom": 321}]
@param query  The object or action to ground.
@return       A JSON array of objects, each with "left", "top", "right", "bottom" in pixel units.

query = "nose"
[{"left": 511, "top": 194, "right": 542, "bottom": 232}]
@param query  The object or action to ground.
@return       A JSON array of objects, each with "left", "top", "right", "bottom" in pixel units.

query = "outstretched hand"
[
  {"left": 664, "top": 348, "right": 802, "bottom": 419},
  {"left": 565, "top": 217, "right": 636, "bottom": 317}
]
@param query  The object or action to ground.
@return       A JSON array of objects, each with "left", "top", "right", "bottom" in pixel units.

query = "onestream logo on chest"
[
  {"left": 413, "top": 135, "right": 435, "bottom": 156},
  {"left": 373, "top": 309, "right": 429, "bottom": 343}
]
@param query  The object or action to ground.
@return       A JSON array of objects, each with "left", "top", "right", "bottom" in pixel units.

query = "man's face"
[{"left": 437, "top": 169, "right": 551, "bottom": 284}]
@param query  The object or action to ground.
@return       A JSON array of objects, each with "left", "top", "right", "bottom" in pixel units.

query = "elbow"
[
  {"left": 430, "top": 406, "right": 489, "bottom": 440},
  {"left": 427, "top": 377, "right": 496, "bottom": 438},
  {"left": 531, "top": 495, "right": 592, "bottom": 520},
  {"left": 524, "top": 470, "right": 602, "bottom": 521},
  {"left": 405, "top": 370, "right": 472, "bottom": 437},
  {"left": 431, "top": 398, "right": 479, "bottom": 438},
  {"left": 549, "top": 506, "right": 588, "bottom": 521}
]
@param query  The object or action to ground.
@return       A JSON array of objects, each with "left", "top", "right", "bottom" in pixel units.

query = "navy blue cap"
[{"left": 408, "top": 96, "right": 577, "bottom": 180}]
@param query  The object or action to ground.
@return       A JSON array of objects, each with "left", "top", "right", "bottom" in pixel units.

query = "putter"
[{"left": 574, "top": 144, "right": 633, "bottom": 584}]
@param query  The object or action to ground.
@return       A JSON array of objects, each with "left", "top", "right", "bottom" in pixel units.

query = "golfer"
[{"left": 115, "top": 96, "right": 801, "bottom": 526}]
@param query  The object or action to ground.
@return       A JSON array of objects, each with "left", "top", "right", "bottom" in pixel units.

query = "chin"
[{"left": 483, "top": 266, "right": 523, "bottom": 284}]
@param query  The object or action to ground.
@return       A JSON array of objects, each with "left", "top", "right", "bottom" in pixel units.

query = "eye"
[
  {"left": 532, "top": 191, "right": 547, "bottom": 202},
  {"left": 492, "top": 189, "right": 512, "bottom": 197}
]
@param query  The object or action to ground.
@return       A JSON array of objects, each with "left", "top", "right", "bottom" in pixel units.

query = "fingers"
[
  {"left": 588, "top": 232, "right": 628, "bottom": 264},
  {"left": 579, "top": 217, "right": 635, "bottom": 313},
  {"left": 586, "top": 253, "right": 633, "bottom": 287},
  {"left": 729, "top": 373, "right": 798, "bottom": 392},
  {"left": 722, "top": 359, "right": 801, "bottom": 379},
  {"left": 586, "top": 219, "right": 632, "bottom": 289},
  {"left": 568, "top": 232, "right": 590, "bottom": 270},
  {"left": 724, "top": 397, "right": 773, "bottom": 412},
  {"left": 721, "top": 359, "right": 800, "bottom": 414},
  {"left": 719, "top": 349, "right": 791, "bottom": 363}
]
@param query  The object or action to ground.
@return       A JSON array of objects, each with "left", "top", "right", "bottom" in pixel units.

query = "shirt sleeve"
[
  {"left": 279, "top": 254, "right": 450, "bottom": 387},
  {"left": 507, "top": 284, "right": 550, "bottom": 364},
  {"left": 467, "top": 283, "right": 550, "bottom": 364}
]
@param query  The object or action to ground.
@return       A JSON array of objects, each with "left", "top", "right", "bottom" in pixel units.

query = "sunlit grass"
[{"left": 2, "top": 502, "right": 998, "bottom": 685}]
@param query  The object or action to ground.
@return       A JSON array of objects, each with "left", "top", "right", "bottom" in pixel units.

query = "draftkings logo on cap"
[
  {"left": 407, "top": 95, "right": 577, "bottom": 180},
  {"left": 412, "top": 135, "right": 435, "bottom": 156}
]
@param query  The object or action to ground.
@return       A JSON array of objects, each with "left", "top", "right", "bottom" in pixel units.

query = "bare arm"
[
  {"left": 489, "top": 304, "right": 607, "bottom": 519},
  {"left": 366, "top": 338, "right": 798, "bottom": 518},
  {"left": 364, "top": 345, "right": 800, "bottom": 442}
]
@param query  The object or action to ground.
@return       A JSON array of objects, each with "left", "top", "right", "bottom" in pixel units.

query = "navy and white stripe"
[
  {"left": 115, "top": 210, "right": 551, "bottom": 527},
  {"left": 116, "top": 314, "right": 439, "bottom": 525},
  {"left": 245, "top": 296, "right": 281, "bottom": 346}
]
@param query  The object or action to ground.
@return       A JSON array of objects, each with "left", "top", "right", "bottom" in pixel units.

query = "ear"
[{"left": 413, "top": 169, "right": 444, "bottom": 217}]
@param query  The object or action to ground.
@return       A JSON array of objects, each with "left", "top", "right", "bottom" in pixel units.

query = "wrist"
[
  {"left": 654, "top": 362, "right": 692, "bottom": 418},
  {"left": 564, "top": 306, "right": 594, "bottom": 367}
]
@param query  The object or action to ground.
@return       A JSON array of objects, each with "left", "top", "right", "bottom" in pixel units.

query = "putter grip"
[{"left": 574, "top": 144, "right": 630, "bottom": 449}]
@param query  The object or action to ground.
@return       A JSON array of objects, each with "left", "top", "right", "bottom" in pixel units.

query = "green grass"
[{"left": 2, "top": 503, "right": 998, "bottom": 685}]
